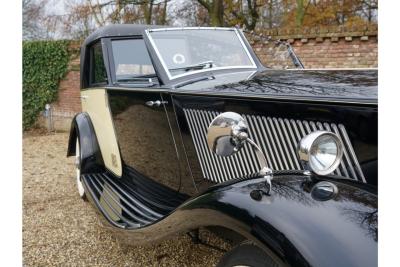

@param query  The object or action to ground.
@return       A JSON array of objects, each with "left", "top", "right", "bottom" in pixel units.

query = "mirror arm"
[{"left": 246, "top": 138, "right": 273, "bottom": 194}]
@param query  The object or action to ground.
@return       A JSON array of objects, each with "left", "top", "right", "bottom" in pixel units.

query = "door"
[
  {"left": 105, "top": 37, "right": 182, "bottom": 191},
  {"left": 107, "top": 90, "right": 181, "bottom": 191}
]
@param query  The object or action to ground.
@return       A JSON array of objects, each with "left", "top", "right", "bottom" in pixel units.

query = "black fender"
[
  {"left": 67, "top": 112, "right": 104, "bottom": 174},
  {"left": 181, "top": 176, "right": 377, "bottom": 267},
  {"left": 96, "top": 174, "right": 376, "bottom": 267}
]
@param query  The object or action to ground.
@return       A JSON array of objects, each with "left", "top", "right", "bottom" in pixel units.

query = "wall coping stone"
[{"left": 252, "top": 24, "right": 377, "bottom": 41}]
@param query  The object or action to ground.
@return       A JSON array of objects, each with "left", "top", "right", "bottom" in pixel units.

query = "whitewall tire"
[{"left": 75, "top": 138, "right": 87, "bottom": 200}]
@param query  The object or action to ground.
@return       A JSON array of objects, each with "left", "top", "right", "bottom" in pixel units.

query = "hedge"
[{"left": 23, "top": 40, "right": 71, "bottom": 130}]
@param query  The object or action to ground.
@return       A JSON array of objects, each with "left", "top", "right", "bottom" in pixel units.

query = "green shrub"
[{"left": 23, "top": 40, "right": 71, "bottom": 130}]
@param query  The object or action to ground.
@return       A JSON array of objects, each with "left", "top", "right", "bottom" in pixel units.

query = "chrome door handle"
[
  {"left": 80, "top": 95, "right": 88, "bottom": 100},
  {"left": 145, "top": 100, "right": 168, "bottom": 107}
]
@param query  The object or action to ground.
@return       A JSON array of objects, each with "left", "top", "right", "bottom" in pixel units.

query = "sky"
[{"left": 40, "top": 0, "right": 187, "bottom": 39}]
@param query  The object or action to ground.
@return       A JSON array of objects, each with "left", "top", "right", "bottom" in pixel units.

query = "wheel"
[
  {"left": 217, "top": 242, "right": 279, "bottom": 267},
  {"left": 75, "top": 138, "right": 87, "bottom": 201}
]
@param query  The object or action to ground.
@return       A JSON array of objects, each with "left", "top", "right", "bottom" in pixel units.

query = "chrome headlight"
[{"left": 298, "top": 131, "right": 343, "bottom": 175}]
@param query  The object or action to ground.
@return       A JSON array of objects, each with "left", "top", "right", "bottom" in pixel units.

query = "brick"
[{"left": 331, "top": 37, "right": 339, "bottom": 42}]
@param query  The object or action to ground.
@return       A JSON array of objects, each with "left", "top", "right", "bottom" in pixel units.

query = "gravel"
[{"left": 23, "top": 131, "right": 231, "bottom": 266}]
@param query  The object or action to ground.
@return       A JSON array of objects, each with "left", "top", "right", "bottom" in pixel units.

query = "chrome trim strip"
[
  {"left": 255, "top": 116, "right": 277, "bottom": 169},
  {"left": 195, "top": 109, "right": 223, "bottom": 183},
  {"left": 234, "top": 28, "right": 257, "bottom": 68},
  {"left": 338, "top": 124, "right": 367, "bottom": 183},
  {"left": 184, "top": 109, "right": 211, "bottom": 180},
  {"left": 290, "top": 119, "right": 302, "bottom": 142},
  {"left": 331, "top": 123, "right": 358, "bottom": 180},
  {"left": 247, "top": 116, "right": 273, "bottom": 169},
  {"left": 274, "top": 118, "right": 293, "bottom": 169},
  {"left": 183, "top": 109, "right": 365, "bottom": 183},
  {"left": 148, "top": 27, "right": 235, "bottom": 32},
  {"left": 280, "top": 118, "right": 301, "bottom": 170},
  {"left": 263, "top": 117, "right": 283, "bottom": 170}
]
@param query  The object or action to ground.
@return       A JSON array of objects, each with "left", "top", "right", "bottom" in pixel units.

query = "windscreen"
[{"left": 147, "top": 29, "right": 256, "bottom": 79}]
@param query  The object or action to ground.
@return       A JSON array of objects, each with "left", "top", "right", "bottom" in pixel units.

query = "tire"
[
  {"left": 217, "top": 242, "right": 278, "bottom": 267},
  {"left": 75, "top": 138, "right": 87, "bottom": 201}
]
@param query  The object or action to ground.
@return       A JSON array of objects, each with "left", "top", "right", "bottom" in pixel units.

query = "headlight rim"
[{"left": 298, "top": 130, "right": 344, "bottom": 176}]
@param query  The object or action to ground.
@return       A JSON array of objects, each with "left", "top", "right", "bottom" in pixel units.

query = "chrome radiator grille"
[{"left": 184, "top": 108, "right": 366, "bottom": 183}]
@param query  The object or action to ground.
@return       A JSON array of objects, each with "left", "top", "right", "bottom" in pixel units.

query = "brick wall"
[
  {"left": 50, "top": 68, "right": 81, "bottom": 130},
  {"left": 247, "top": 24, "right": 378, "bottom": 69},
  {"left": 42, "top": 25, "right": 377, "bottom": 131},
  {"left": 39, "top": 42, "right": 82, "bottom": 131}
]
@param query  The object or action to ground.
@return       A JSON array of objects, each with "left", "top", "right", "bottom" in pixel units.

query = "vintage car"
[{"left": 67, "top": 25, "right": 377, "bottom": 267}]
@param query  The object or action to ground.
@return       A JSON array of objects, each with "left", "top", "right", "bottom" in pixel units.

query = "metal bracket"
[{"left": 246, "top": 139, "right": 273, "bottom": 194}]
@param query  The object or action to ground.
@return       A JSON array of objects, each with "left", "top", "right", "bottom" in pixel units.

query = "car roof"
[{"left": 82, "top": 24, "right": 162, "bottom": 47}]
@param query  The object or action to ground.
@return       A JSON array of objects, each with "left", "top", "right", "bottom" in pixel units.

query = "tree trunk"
[
  {"left": 210, "top": 0, "right": 224, "bottom": 26},
  {"left": 144, "top": 0, "right": 154, "bottom": 24},
  {"left": 246, "top": 0, "right": 259, "bottom": 30},
  {"left": 268, "top": 0, "right": 273, "bottom": 28},
  {"left": 161, "top": 0, "right": 168, "bottom": 25},
  {"left": 295, "top": 0, "right": 305, "bottom": 27}
]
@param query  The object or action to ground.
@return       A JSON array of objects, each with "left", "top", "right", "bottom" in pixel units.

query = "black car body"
[{"left": 67, "top": 24, "right": 377, "bottom": 267}]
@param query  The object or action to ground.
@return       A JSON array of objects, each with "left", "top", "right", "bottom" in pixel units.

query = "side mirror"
[
  {"left": 207, "top": 111, "right": 273, "bottom": 193},
  {"left": 206, "top": 112, "right": 249, "bottom": 157}
]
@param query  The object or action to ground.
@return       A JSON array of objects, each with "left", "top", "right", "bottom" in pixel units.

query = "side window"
[
  {"left": 111, "top": 39, "right": 155, "bottom": 81},
  {"left": 90, "top": 41, "right": 107, "bottom": 85}
]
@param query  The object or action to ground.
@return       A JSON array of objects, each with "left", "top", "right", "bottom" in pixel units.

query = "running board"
[{"left": 81, "top": 166, "right": 188, "bottom": 229}]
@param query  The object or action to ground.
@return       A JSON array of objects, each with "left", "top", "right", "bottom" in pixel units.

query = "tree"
[
  {"left": 359, "top": 0, "right": 378, "bottom": 22},
  {"left": 295, "top": 0, "right": 307, "bottom": 26},
  {"left": 63, "top": 1, "right": 96, "bottom": 39},
  {"left": 60, "top": 0, "right": 171, "bottom": 39},
  {"left": 169, "top": 0, "right": 209, "bottom": 26},
  {"left": 280, "top": 0, "right": 378, "bottom": 28},
  {"left": 261, "top": 0, "right": 284, "bottom": 29},
  {"left": 197, "top": 0, "right": 224, "bottom": 26},
  {"left": 23, "top": 0, "right": 48, "bottom": 40},
  {"left": 226, "top": 0, "right": 259, "bottom": 30}
]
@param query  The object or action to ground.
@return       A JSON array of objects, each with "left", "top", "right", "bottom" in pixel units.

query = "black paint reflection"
[
  {"left": 202, "top": 69, "right": 377, "bottom": 100},
  {"left": 108, "top": 90, "right": 181, "bottom": 191},
  {"left": 212, "top": 175, "right": 377, "bottom": 267}
]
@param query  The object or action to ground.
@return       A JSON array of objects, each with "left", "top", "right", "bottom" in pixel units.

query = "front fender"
[{"left": 185, "top": 175, "right": 377, "bottom": 267}]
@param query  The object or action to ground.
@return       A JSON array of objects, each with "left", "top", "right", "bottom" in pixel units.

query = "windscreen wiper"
[{"left": 169, "top": 61, "right": 214, "bottom": 72}]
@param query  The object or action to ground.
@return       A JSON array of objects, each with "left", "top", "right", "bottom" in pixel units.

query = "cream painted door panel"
[{"left": 81, "top": 88, "right": 122, "bottom": 177}]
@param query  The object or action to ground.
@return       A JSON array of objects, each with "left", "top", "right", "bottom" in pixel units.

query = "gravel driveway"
[{"left": 23, "top": 132, "right": 230, "bottom": 266}]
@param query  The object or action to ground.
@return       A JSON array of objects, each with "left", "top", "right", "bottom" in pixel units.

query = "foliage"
[
  {"left": 194, "top": 0, "right": 377, "bottom": 29},
  {"left": 23, "top": 40, "right": 71, "bottom": 129},
  {"left": 281, "top": 0, "right": 378, "bottom": 28}
]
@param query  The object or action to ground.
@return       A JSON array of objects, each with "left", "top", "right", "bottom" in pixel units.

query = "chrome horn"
[{"left": 207, "top": 112, "right": 273, "bottom": 193}]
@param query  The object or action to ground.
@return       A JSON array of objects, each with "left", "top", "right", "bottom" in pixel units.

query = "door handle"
[
  {"left": 145, "top": 100, "right": 168, "bottom": 107},
  {"left": 80, "top": 95, "right": 88, "bottom": 100}
]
